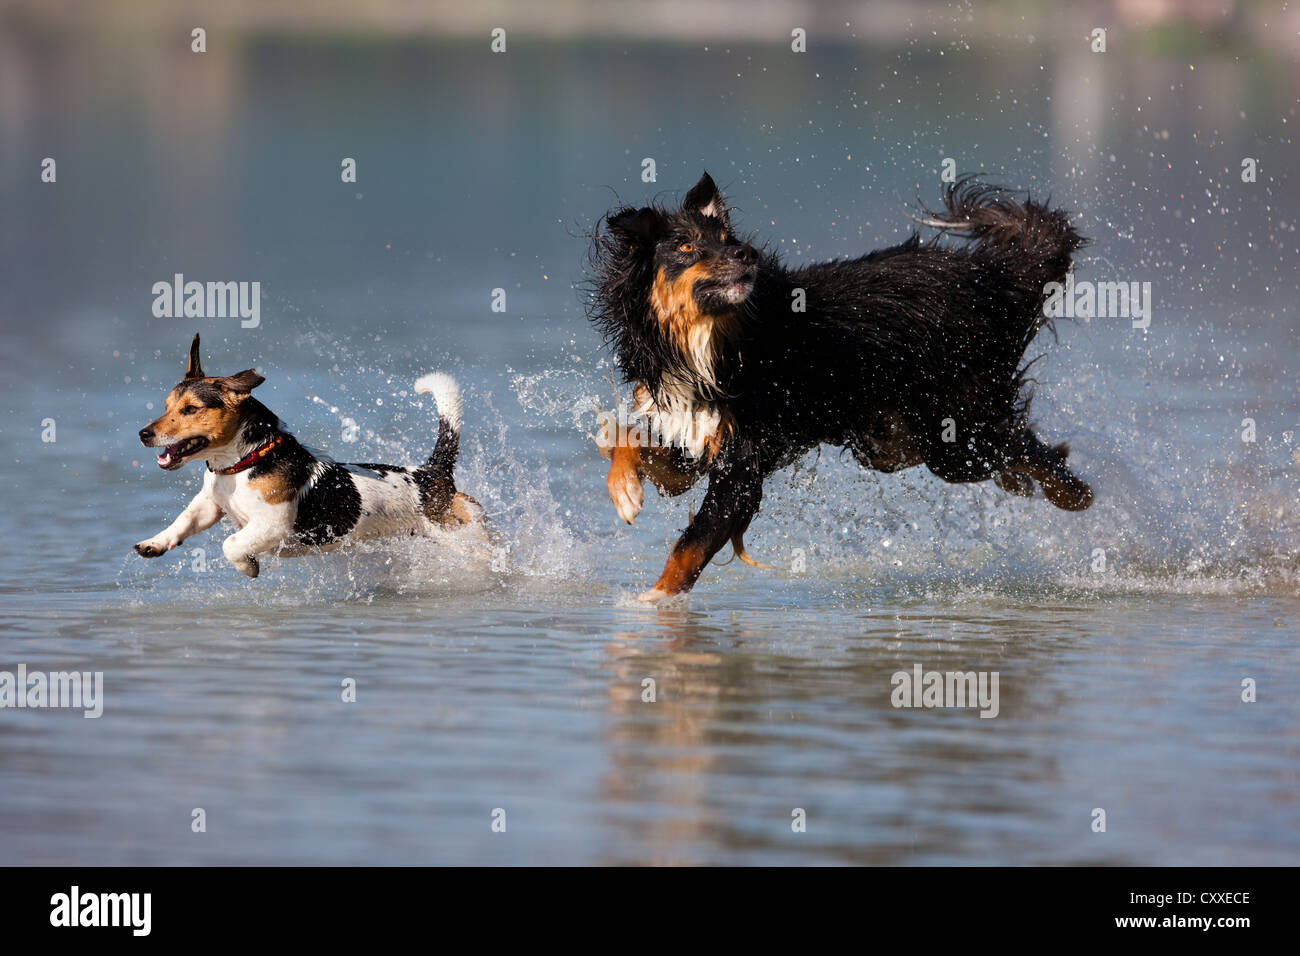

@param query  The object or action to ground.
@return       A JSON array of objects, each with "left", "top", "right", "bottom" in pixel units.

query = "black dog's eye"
[
  {"left": 181, "top": 406, "right": 200, "bottom": 415},
  {"left": 678, "top": 241, "right": 695, "bottom": 254}
]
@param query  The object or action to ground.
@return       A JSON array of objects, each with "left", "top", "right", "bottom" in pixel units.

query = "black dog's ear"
[
  {"left": 607, "top": 206, "right": 665, "bottom": 247},
  {"left": 185, "top": 333, "right": 204, "bottom": 379},
  {"left": 222, "top": 369, "right": 265, "bottom": 393},
  {"left": 682, "top": 171, "right": 729, "bottom": 227}
]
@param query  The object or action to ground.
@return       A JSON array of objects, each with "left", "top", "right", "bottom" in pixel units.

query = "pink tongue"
[{"left": 158, "top": 450, "right": 173, "bottom": 466}]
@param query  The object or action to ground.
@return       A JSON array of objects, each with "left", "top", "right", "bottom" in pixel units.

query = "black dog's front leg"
[{"left": 639, "top": 451, "right": 763, "bottom": 602}]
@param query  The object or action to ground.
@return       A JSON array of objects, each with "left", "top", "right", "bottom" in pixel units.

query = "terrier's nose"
[
  {"left": 139, "top": 427, "right": 155, "bottom": 445},
  {"left": 729, "top": 244, "right": 757, "bottom": 265}
]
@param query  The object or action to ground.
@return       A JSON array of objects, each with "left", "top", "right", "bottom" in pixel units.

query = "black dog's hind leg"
[
  {"left": 1003, "top": 432, "right": 1093, "bottom": 511},
  {"left": 915, "top": 417, "right": 1092, "bottom": 511},
  {"left": 714, "top": 511, "right": 774, "bottom": 569},
  {"left": 993, "top": 469, "right": 1036, "bottom": 497},
  {"left": 639, "top": 450, "right": 764, "bottom": 601}
]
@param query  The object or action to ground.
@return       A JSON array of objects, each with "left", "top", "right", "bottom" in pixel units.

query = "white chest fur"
[
  {"left": 207, "top": 470, "right": 267, "bottom": 531},
  {"left": 634, "top": 382, "right": 722, "bottom": 460}
]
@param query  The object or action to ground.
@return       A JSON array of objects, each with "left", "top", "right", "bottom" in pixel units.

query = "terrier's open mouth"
[{"left": 157, "top": 437, "right": 209, "bottom": 470}]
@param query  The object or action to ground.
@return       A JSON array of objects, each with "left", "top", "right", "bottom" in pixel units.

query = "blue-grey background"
[{"left": 0, "top": 1, "right": 1297, "bottom": 864}]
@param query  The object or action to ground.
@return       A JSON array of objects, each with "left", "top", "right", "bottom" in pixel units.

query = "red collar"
[{"left": 211, "top": 435, "right": 285, "bottom": 475}]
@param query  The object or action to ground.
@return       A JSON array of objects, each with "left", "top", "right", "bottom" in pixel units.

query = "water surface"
[{"left": 1, "top": 27, "right": 1297, "bottom": 865}]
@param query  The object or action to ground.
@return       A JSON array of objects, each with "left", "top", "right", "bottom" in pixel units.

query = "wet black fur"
[{"left": 587, "top": 173, "right": 1092, "bottom": 589}]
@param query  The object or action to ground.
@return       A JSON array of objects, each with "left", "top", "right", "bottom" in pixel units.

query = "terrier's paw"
[
  {"left": 134, "top": 540, "right": 168, "bottom": 558},
  {"left": 230, "top": 555, "right": 260, "bottom": 578},
  {"left": 607, "top": 466, "right": 645, "bottom": 525},
  {"left": 637, "top": 587, "right": 674, "bottom": 603}
]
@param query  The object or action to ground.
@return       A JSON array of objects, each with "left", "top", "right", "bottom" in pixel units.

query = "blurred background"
[{"left": 0, "top": 1, "right": 1296, "bottom": 865}]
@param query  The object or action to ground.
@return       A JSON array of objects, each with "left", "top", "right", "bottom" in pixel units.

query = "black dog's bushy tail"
[
  {"left": 911, "top": 176, "right": 1089, "bottom": 456},
  {"left": 917, "top": 175, "right": 1086, "bottom": 295}
]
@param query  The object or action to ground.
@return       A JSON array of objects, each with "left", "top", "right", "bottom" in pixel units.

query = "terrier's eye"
[
  {"left": 181, "top": 406, "right": 199, "bottom": 415},
  {"left": 678, "top": 242, "right": 695, "bottom": 254}
]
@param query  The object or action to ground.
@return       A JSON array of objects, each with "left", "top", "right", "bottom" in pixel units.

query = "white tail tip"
[
  {"left": 911, "top": 214, "right": 973, "bottom": 230},
  {"left": 414, "top": 372, "right": 463, "bottom": 431}
]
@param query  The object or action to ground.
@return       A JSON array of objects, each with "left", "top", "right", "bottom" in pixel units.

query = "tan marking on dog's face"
[
  {"left": 649, "top": 265, "right": 742, "bottom": 387},
  {"left": 649, "top": 263, "right": 708, "bottom": 331},
  {"left": 143, "top": 381, "right": 246, "bottom": 449}
]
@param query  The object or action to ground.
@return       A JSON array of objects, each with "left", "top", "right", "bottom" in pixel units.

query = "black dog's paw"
[
  {"left": 1041, "top": 473, "right": 1094, "bottom": 511},
  {"left": 994, "top": 470, "right": 1036, "bottom": 498},
  {"left": 134, "top": 541, "right": 166, "bottom": 558}
]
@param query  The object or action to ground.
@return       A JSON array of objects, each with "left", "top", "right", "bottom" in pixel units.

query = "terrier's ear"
[
  {"left": 607, "top": 206, "right": 666, "bottom": 247},
  {"left": 223, "top": 369, "right": 265, "bottom": 393},
  {"left": 682, "top": 171, "right": 729, "bottom": 227},
  {"left": 185, "top": 333, "right": 204, "bottom": 379}
]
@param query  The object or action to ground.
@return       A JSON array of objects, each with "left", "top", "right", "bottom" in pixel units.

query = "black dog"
[{"left": 588, "top": 172, "right": 1094, "bottom": 601}]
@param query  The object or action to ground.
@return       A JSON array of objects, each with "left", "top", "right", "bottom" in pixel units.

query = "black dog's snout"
[
  {"left": 139, "top": 427, "right": 155, "bottom": 445},
  {"left": 728, "top": 244, "right": 758, "bottom": 265}
]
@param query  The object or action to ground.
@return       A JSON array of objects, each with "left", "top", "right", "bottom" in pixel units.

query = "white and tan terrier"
[{"left": 135, "top": 334, "right": 485, "bottom": 578}]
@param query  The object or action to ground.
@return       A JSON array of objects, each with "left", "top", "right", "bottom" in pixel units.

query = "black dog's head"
[
  {"left": 590, "top": 172, "right": 760, "bottom": 394},
  {"left": 608, "top": 172, "right": 758, "bottom": 315}
]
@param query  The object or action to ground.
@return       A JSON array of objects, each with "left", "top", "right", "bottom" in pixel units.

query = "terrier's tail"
[{"left": 413, "top": 372, "right": 463, "bottom": 519}]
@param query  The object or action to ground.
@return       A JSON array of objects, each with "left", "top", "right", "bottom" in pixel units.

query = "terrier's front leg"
[
  {"left": 222, "top": 540, "right": 260, "bottom": 578},
  {"left": 221, "top": 524, "right": 290, "bottom": 579},
  {"left": 134, "top": 490, "right": 223, "bottom": 558}
]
